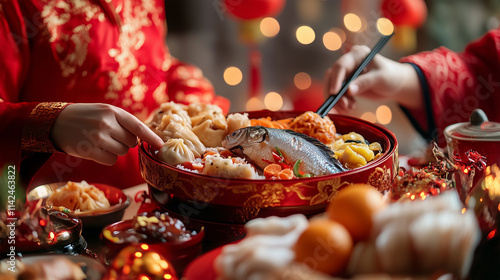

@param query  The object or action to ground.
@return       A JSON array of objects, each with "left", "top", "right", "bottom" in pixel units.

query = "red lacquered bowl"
[
  {"left": 27, "top": 182, "right": 131, "bottom": 229},
  {"left": 139, "top": 110, "right": 398, "bottom": 226},
  {"left": 101, "top": 218, "right": 205, "bottom": 274}
]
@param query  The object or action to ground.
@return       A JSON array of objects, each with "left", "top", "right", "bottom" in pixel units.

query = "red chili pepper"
[
  {"left": 262, "top": 159, "right": 274, "bottom": 164},
  {"left": 278, "top": 162, "right": 292, "bottom": 170},
  {"left": 181, "top": 162, "right": 194, "bottom": 170},
  {"left": 272, "top": 151, "right": 284, "bottom": 163}
]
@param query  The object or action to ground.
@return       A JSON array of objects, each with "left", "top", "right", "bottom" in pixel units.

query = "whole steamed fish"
[{"left": 222, "top": 126, "right": 346, "bottom": 176}]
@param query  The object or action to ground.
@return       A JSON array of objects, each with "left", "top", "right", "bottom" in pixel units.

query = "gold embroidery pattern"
[
  {"left": 153, "top": 82, "right": 168, "bottom": 104},
  {"left": 40, "top": 0, "right": 104, "bottom": 77},
  {"left": 106, "top": 0, "right": 164, "bottom": 115},
  {"left": 22, "top": 102, "right": 69, "bottom": 153}
]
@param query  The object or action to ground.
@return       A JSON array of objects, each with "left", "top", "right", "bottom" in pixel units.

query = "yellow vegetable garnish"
[
  {"left": 136, "top": 216, "right": 160, "bottom": 227},
  {"left": 103, "top": 229, "right": 121, "bottom": 243},
  {"left": 369, "top": 142, "right": 382, "bottom": 153},
  {"left": 341, "top": 146, "right": 367, "bottom": 169},
  {"left": 349, "top": 144, "right": 375, "bottom": 162},
  {"left": 340, "top": 132, "right": 365, "bottom": 142}
]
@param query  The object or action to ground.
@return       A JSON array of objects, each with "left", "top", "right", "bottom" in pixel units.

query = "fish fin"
[
  {"left": 229, "top": 146, "right": 264, "bottom": 173},
  {"left": 282, "top": 129, "right": 346, "bottom": 171}
]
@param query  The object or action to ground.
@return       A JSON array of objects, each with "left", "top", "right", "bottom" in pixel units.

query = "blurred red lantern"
[
  {"left": 381, "top": 0, "right": 427, "bottom": 27},
  {"left": 224, "top": 0, "right": 286, "bottom": 20},
  {"left": 381, "top": 0, "right": 427, "bottom": 51},
  {"left": 291, "top": 81, "right": 325, "bottom": 112}
]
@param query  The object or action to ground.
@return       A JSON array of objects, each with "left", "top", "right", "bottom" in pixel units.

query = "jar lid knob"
[{"left": 470, "top": 109, "right": 489, "bottom": 126}]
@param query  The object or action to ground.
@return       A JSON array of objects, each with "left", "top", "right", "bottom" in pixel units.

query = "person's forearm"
[{"left": 395, "top": 63, "right": 424, "bottom": 111}]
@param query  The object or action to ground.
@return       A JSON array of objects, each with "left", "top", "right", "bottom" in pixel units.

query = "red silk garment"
[
  {"left": 400, "top": 27, "right": 500, "bottom": 146},
  {"left": 0, "top": 0, "right": 229, "bottom": 189}
]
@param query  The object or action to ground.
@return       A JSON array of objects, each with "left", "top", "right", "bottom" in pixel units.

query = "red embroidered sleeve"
[
  {"left": 400, "top": 28, "right": 500, "bottom": 145},
  {"left": 0, "top": 2, "right": 69, "bottom": 169}
]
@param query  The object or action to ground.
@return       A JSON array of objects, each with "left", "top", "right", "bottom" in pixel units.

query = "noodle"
[{"left": 289, "top": 111, "right": 336, "bottom": 144}]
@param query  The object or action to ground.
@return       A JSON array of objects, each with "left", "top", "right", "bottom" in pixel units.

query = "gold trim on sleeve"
[{"left": 22, "top": 102, "right": 69, "bottom": 153}]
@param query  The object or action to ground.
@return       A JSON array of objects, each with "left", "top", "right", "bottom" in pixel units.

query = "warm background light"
[
  {"left": 223, "top": 66, "right": 243, "bottom": 86},
  {"left": 323, "top": 31, "right": 342, "bottom": 51},
  {"left": 344, "top": 13, "right": 362, "bottom": 32},
  {"left": 294, "top": 72, "right": 312, "bottom": 90},
  {"left": 296, "top": 25, "right": 315, "bottom": 45},
  {"left": 264, "top": 91, "right": 283, "bottom": 111},
  {"left": 376, "top": 105, "right": 392, "bottom": 124},
  {"left": 360, "top": 112, "right": 377, "bottom": 123},
  {"left": 330, "top": 27, "right": 346, "bottom": 43},
  {"left": 377, "top": 18, "right": 394, "bottom": 35},
  {"left": 246, "top": 97, "right": 264, "bottom": 111},
  {"left": 260, "top": 17, "right": 280, "bottom": 37}
]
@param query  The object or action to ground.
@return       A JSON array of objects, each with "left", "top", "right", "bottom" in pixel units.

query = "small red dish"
[
  {"left": 183, "top": 246, "right": 223, "bottom": 280},
  {"left": 26, "top": 182, "right": 131, "bottom": 229},
  {"left": 101, "top": 217, "right": 205, "bottom": 274}
]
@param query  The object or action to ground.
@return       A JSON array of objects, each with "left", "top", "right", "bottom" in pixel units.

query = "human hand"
[
  {"left": 324, "top": 45, "right": 422, "bottom": 113},
  {"left": 50, "top": 103, "right": 164, "bottom": 165}
]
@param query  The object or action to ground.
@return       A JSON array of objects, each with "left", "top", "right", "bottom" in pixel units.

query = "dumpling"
[
  {"left": 226, "top": 113, "right": 250, "bottom": 134},
  {"left": 148, "top": 101, "right": 191, "bottom": 129},
  {"left": 158, "top": 139, "right": 195, "bottom": 165},
  {"left": 157, "top": 114, "right": 191, "bottom": 131},
  {"left": 149, "top": 114, "right": 193, "bottom": 142},
  {"left": 46, "top": 181, "right": 110, "bottom": 212},
  {"left": 192, "top": 119, "right": 227, "bottom": 148},
  {"left": 191, "top": 110, "right": 227, "bottom": 130},
  {"left": 186, "top": 102, "right": 223, "bottom": 117},
  {"left": 161, "top": 122, "right": 205, "bottom": 157}
]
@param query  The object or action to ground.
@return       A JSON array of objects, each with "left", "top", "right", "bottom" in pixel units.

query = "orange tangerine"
[
  {"left": 294, "top": 219, "right": 353, "bottom": 276},
  {"left": 278, "top": 168, "right": 294, "bottom": 179},
  {"left": 327, "top": 183, "right": 387, "bottom": 241},
  {"left": 264, "top": 163, "right": 281, "bottom": 177}
]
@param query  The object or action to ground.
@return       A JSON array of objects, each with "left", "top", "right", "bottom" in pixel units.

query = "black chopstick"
[{"left": 317, "top": 33, "right": 394, "bottom": 117}]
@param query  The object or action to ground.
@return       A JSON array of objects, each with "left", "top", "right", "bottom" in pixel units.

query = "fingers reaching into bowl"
[{"left": 51, "top": 103, "right": 164, "bottom": 166}]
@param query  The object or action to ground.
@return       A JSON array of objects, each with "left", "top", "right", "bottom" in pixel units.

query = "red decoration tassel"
[{"left": 249, "top": 48, "right": 262, "bottom": 98}]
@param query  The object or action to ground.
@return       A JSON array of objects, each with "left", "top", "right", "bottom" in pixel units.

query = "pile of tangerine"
[{"left": 293, "top": 184, "right": 388, "bottom": 276}]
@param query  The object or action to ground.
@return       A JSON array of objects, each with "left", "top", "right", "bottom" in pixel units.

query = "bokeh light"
[
  {"left": 223, "top": 67, "right": 243, "bottom": 86},
  {"left": 359, "top": 16, "right": 368, "bottom": 33},
  {"left": 360, "top": 112, "right": 377, "bottom": 123},
  {"left": 344, "top": 13, "right": 362, "bottom": 32},
  {"left": 296, "top": 26, "right": 315, "bottom": 45},
  {"left": 376, "top": 105, "right": 392, "bottom": 124},
  {"left": 294, "top": 72, "right": 312, "bottom": 90},
  {"left": 264, "top": 92, "right": 284, "bottom": 111},
  {"left": 377, "top": 18, "right": 394, "bottom": 35},
  {"left": 260, "top": 17, "right": 280, "bottom": 37},
  {"left": 246, "top": 97, "right": 264, "bottom": 111},
  {"left": 330, "top": 27, "right": 346, "bottom": 43},
  {"left": 323, "top": 31, "right": 342, "bottom": 51}
]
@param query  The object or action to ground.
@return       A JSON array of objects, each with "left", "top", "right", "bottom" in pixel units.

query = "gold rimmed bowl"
[{"left": 139, "top": 110, "right": 398, "bottom": 242}]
